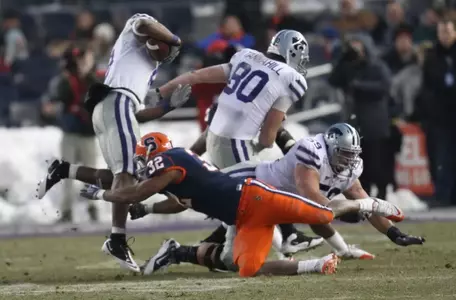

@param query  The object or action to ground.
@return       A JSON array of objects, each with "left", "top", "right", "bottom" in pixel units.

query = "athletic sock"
[
  {"left": 111, "top": 227, "right": 126, "bottom": 235},
  {"left": 173, "top": 245, "right": 198, "bottom": 264},
  {"left": 325, "top": 232, "right": 348, "bottom": 253},
  {"left": 297, "top": 258, "right": 320, "bottom": 274},
  {"left": 68, "top": 164, "right": 79, "bottom": 179},
  {"left": 202, "top": 224, "right": 227, "bottom": 244}
]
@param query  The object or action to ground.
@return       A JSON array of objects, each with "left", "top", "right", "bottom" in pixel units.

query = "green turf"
[{"left": 1, "top": 222, "right": 455, "bottom": 300}]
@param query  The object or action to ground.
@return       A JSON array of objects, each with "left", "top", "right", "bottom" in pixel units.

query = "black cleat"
[
  {"left": 102, "top": 236, "right": 140, "bottom": 273},
  {"left": 281, "top": 231, "right": 325, "bottom": 256},
  {"left": 142, "top": 239, "right": 180, "bottom": 275},
  {"left": 36, "top": 159, "right": 69, "bottom": 199}
]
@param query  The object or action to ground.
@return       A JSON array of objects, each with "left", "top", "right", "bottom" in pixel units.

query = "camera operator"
[{"left": 329, "top": 34, "right": 392, "bottom": 200}]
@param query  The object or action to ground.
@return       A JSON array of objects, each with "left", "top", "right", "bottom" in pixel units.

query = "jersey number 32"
[{"left": 224, "top": 62, "right": 269, "bottom": 103}]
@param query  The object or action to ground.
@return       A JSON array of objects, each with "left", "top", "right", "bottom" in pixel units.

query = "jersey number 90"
[{"left": 224, "top": 62, "right": 269, "bottom": 103}]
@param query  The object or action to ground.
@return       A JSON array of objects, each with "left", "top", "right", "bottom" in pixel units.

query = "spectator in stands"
[
  {"left": 391, "top": 42, "right": 433, "bottom": 119},
  {"left": 418, "top": 18, "right": 456, "bottom": 206},
  {"left": 413, "top": 7, "right": 440, "bottom": 43},
  {"left": 196, "top": 15, "right": 255, "bottom": 53},
  {"left": 381, "top": 0, "right": 408, "bottom": 46},
  {"left": 328, "top": 34, "right": 392, "bottom": 200},
  {"left": 41, "top": 45, "right": 99, "bottom": 222},
  {"left": 1, "top": 10, "right": 28, "bottom": 71},
  {"left": 381, "top": 24, "right": 417, "bottom": 75},
  {"left": 331, "top": 0, "right": 380, "bottom": 40},
  {"left": 71, "top": 10, "right": 95, "bottom": 44},
  {"left": 92, "top": 23, "right": 116, "bottom": 77},
  {"left": 266, "top": 0, "right": 313, "bottom": 42}
]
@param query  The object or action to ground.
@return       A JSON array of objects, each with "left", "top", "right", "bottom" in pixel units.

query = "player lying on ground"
[
  {"left": 77, "top": 132, "right": 405, "bottom": 277},
  {"left": 197, "top": 106, "right": 425, "bottom": 256},
  {"left": 131, "top": 124, "right": 425, "bottom": 270}
]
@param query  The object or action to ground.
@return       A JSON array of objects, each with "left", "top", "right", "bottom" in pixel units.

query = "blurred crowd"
[{"left": 0, "top": 0, "right": 455, "bottom": 212}]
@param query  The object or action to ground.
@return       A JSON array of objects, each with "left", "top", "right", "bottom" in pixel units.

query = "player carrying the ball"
[{"left": 38, "top": 13, "right": 191, "bottom": 272}]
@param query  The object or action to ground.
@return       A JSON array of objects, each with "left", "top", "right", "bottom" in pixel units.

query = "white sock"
[
  {"left": 297, "top": 258, "right": 320, "bottom": 274},
  {"left": 68, "top": 164, "right": 79, "bottom": 179},
  {"left": 326, "top": 232, "right": 348, "bottom": 253},
  {"left": 272, "top": 226, "right": 283, "bottom": 252},
  {"left": 355, "top": 198, "right": 374, "bottom": 213},
  {"left": 111, "top": 227, "right": 126, "bottom": 234}
]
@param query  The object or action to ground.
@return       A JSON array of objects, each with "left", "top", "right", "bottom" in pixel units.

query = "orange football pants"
[{"left": 233, "top": 179, "right": 334, "bottom": 277}]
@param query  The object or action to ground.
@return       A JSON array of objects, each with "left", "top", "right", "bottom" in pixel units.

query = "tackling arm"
[
  {"left": 190, "top": 128, "right": 208, "bottom": 156},
  {"left": 102, "top": 170, "right": 182, "bottom": 204}
]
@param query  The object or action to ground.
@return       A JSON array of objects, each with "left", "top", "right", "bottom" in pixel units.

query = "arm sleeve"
[
  {"left": 294, "top": 139, "right": 323, "bottom": 171},
  {"left": 287, "top": 73, "right": 308, "bottom": 102}
]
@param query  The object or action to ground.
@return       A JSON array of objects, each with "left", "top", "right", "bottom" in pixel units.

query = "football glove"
[
  {"left": 129, "top": 203, "right": 148, "bottom": 220},
  {"left": 387, "top": 226, "right": 425, "bottom": 246},
  {"left": 153, "top": 84, "right": 192, "bottom": 112},
  {"left": 80, "top": 184, "right": 105, "bottom": 200},
  {"left": 163, "top": 37, "right": 181, "bottom": 64}
]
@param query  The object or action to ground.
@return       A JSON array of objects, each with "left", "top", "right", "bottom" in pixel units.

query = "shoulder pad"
[{"left": 294, "top": 138, "right": 322, "bottom": 171}]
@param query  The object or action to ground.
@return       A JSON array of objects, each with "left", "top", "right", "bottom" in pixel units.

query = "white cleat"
[
  {"left": 335, "top": 245, "right": 375, "bottom": 260},
  {"left": 281, "top": 233, "right": 325, "bottom": 255},
  {"left": 142, "top": 239, "right": 180, "bottom": 275},
  {"left": 316, "top": 253, "right": 340, "bottom": 275}
]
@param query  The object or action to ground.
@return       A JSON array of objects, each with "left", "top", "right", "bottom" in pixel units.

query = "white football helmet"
[{"left": 267, "top": 30, "right": 310, "bottom": 76}]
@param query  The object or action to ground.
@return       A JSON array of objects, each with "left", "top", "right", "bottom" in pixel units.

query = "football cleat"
[
  {"left": 334, "top": 245, "right": 375, "bottom": 260},
  {"left": 37, "top": 159, "right": 69, "bottom": 199},
  {"left": 281, "top": 232, "right": 325, "bottom": 255},
  {"left": 316, "top": 253, "right": 340, "bottom": 275},
  {"left": 371, "top": 198, "right": 405, "bottom": 222},
  {"left": 102, "top": 237, "right": 140, "bottom": 273},
  {"left": 143, "top": 239, "right": 180, "bottom": 275}
]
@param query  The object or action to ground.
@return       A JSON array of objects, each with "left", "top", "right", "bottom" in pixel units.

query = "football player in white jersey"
[
  {"left": 129, "top": 123, "right": 424, "bottom": 272},
  {"left": 37, "top": 13, "right": 191, "bottom": 272},
  {"left": 157, "top": 29, "right": 309, "bottom": 169}
]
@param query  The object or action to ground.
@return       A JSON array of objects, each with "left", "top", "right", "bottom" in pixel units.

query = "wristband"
[
  {"left": 98, "top": 189, "right": 106, "bottom": 200},
  {"left": 386, "top": 226, "right": 402, "bottom": 242}
]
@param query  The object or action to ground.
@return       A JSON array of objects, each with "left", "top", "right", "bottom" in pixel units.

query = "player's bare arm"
[
  {"left": 294, "top": 164, "right": 330, "bottom": 206},
  {"left": 81, "top": 170, "right": 182, "bottom": 204},
  {"left": 129, "top": 193, "right": 187, "bottom": 219},
  {"left": 158, "top": 64, "right": 229, "bottom": 98},
  {"left": 133, "top": 17, "right": 181, "bottom": 46},
  {"left": 258, "top": 109, "right": 286, "bottom": 149}
]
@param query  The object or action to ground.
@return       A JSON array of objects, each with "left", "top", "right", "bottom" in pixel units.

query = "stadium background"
[{"left": 0, "top": 0, "right": 453, "bottom": 233}]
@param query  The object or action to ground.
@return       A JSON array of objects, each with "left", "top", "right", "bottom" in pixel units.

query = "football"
[{"left": 146, "top": 38, "right": 170, "bottom": 62}]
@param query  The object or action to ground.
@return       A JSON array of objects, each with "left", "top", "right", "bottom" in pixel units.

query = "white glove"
[
  {"left": 80, "top": 184, "right": 105, "bottom": 200},
  {"left": 169, "top": 84, "right": 191, "bottom": 109}
]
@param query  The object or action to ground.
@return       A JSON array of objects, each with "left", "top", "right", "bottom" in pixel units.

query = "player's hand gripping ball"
[{"left": 146, "top": 38, "right": 171, "bottom": 62}]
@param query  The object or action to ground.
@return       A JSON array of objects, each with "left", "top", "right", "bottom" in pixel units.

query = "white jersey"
[
  {"left": 256, "top": 134, "right": 363, "bottom": 199},
  {"left": 104, "top": 14, "right": 159, "bottom": 111},
  {"left": 209, "top": 48, "right": 308, "bottom": 140}
]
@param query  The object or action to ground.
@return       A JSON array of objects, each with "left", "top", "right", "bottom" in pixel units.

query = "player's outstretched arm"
[
  {"left": 80, "top": 170, "right": 181, "bottom": 204},
  {"left": 129, "top": 194, "right": 187, "bottom": 220},
  {"left": 158, "top": 65, "right": 229, "bottom": 98},
  {"left": 294, "top": 165, "right": 330, "bottom": 206},
  {"left": 343, "top": 180, "right": 425, "bottom": 246}
]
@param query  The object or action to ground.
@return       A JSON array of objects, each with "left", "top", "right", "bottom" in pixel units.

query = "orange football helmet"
[{"left": 134, "top": 132, "right": 173, "bottom": 179}]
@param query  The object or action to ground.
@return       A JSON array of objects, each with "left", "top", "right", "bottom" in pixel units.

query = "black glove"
[
  {"left": 129, "top": 203, "right": 148, "bottom": 220},
  {"left": 387, "top": 226, "right": 425, "bottom": 246}
]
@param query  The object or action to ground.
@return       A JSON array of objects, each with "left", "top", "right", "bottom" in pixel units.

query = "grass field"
[{"left": 1, "top": 221, "right": 456, "bottom": 300}]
